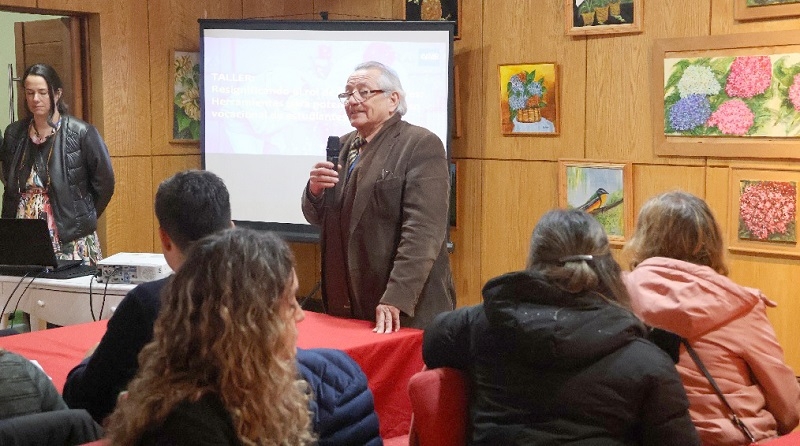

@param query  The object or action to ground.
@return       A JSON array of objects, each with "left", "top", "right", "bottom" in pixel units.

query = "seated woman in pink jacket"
[{"left": 624, "top": 190, "right": 800, "bottom": 445}]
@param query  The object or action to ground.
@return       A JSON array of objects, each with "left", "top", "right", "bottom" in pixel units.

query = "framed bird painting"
[{"left": 558, "top": 160, "right": 633, "bottom": 244}]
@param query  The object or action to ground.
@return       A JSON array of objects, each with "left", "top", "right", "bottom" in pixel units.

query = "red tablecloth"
[{"left": 0, "top": 311, "right": 423, "bottom": 439}]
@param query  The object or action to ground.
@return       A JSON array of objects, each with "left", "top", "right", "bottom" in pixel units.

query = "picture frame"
[
  {"left": 405, "top": 0, "right": 460, "bottom": 39},
  {"left": 652, "top": 30, "right": 800, "bottom": 159},
  {"left": 170, "top": 50, "right": 200, "bottom": 143},
  {"left": 558, "top": 159, "right": 633, "bottom": 244},
  {"left": 499, "top": 63, "right": 560, "bottom": 136},
  {"left": 565, "top": 0, "right": 642, "bottom": 36},
  {"left": 728, "top": 168, "right": 800, "bottom": 259},
  {"left": 735, "top": 0, "right": 800, "bottom": 21}
]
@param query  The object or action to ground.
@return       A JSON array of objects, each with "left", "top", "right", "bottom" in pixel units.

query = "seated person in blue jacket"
[
  {"left": 62, "top": 169, "right": 379, "bottom": 445},
  {"left": 422, "top": 209, "right": 700, "bottom": 445},
  {"left": 105, "top": 228, "right": 313, "bottom": 444}
]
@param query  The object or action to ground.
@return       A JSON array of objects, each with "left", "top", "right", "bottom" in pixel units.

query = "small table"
[
  {"left": 0, "top": 275, "right": 135, "bottom": 330},
  {"left": 0, "top": 311, "right": 423, "bottom": 439}
]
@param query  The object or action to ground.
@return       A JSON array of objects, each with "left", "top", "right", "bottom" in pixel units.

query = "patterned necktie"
[{"left": 346, "top": 136, "right": 367, "bottom": 179}]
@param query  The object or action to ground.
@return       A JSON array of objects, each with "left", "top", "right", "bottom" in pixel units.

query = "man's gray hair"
[{"left": 355, "top": 61, "right": 407, "bottom": 116}]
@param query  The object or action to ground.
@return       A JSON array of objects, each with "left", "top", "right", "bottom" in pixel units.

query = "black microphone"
[{"left": 326, "top": 136, "right": 341, "bottom": 166}]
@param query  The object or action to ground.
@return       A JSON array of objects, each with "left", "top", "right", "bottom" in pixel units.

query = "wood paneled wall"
[{"left": 3, "top": 0, "right": 799, "bottom": 371}]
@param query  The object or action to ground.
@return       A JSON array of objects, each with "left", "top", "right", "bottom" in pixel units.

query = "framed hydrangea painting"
[
  {"left": 735, "top": 0, "right": 800, "bottom": 21},
  {"left": 729, "top": 168, "right": 800, "bottom": 258},
  {"left": 499, "top": 63, "right": 559, "bottom": 135},
  {"left": 653, "top": 31, "right": 800, "bottom": 159}
]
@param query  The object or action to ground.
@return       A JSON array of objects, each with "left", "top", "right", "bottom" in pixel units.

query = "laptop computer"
[{"left": 0, "top": 218, "right": 98, "bottom": 279}]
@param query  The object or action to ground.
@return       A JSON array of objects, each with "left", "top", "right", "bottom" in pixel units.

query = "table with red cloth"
[{"left": 0, "top": 311, "right": 423, "bottom": 439}]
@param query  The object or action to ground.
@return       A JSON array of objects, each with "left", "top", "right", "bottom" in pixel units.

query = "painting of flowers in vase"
[
  {"left": 738, "top": 180, "right": 797, "bottom": 243},
  {"left": 663, "top": 53, "right": 800, "bottom": 137},
  {"left": 171, "top": 50, "right": 200, "bottom": 142},
  {"left": 499, "top": 63, "right": 559, "bottom": 135}
]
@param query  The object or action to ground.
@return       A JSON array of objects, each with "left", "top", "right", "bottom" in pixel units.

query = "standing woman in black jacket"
[
  {"left": 0, "top": 63, "right": 114, "bottom": 265},
  {"left": 423, "top": 209, "right": 700, "bottom": 445}
]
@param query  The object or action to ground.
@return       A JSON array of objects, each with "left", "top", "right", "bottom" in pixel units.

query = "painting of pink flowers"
[
  {"left": 663, "top": 53, "right": 800, "bottom": 137},
  {"left": 738, "top": 180, "right": 797, "bottom": 242}
]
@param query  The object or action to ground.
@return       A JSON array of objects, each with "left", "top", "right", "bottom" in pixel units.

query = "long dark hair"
[
  {"left": 527, "top": 209, "right": 631, "bottom": 308},
  {"left": 22, "top": 63, "right": 68, "bottom": 120}
]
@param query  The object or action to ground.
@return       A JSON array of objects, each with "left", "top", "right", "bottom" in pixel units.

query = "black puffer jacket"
[
  {"left": 0, "top": 115, "right": 114, "bottom": 243},
  {"left": 423, "top": 270, "right": 699, "bottom": 446}
]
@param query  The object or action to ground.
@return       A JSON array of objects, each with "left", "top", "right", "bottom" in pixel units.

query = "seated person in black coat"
[{"left": 423, "top": 209, "right": 700, "bottom": 446}]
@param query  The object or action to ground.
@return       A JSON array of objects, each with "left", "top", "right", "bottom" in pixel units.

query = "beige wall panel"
[
  {"left": 243, "top": 0, "right": 314, "bottom": 19},
  {"left": 149, "top": 155, "right": 202, "bottom": 251},
  {"left": 481, "top": 160, "right": 558, "bottom": 283},
  {"left": 704, "top": 166, "right": 730, "bottom": 238},
  {"left": 711, "top": 0, "right": 800, "bottom": 35},
  {"left": 728, "top": 254, "right": 800, "bottom": 374},
  {"left": 632, "top": 164, "right": 706, "bottom": 214},
  {"left": 309, "top": 0, "right": 397, "bottom": 20},
  {"left": 0, "top": 0, "right": 33, "bottom": 8},
  {"left": 290, "top": 242, "right": 320, "bottom": 300},
  {"left": 451, "top": 0, "right": 483, "bottom": 160},
  {"left": 483, "top": 0, "right": 584, "bottom": 161},
  {"left": 35, "top": 0, "right": 102, "bottom": 13},
  {"left": 449, "top": 159, "right": 482, "bottom": 307},
  {"left": 91, "top": 1, "right": 150, "bottom": 158},
  {"left": 148, "top": 0, "right": 242, "bottom": 158},
  {"left": 103, "top": 156, "right": 155, "bottom": 256}
]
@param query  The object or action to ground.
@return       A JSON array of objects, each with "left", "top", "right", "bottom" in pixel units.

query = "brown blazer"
[{"left": 302, "top": 114, "right": 455, "bottom": 328}]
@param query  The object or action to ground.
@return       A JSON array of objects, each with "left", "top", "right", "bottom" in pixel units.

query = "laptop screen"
[{"left": 0, "top": 218, "right": 61, "bottom": 269}]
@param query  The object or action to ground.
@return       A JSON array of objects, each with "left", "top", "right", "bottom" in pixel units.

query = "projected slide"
[{"left": 201, "top": 23, "right": 452, "bottom": 229}]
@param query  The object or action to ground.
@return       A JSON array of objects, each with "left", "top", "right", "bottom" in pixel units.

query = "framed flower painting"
[
  {"left": 565, "top": 0, "right": 642, "bottom": 36},
  {"left": 735, "top": 0, "right": 800, "bottom": 21},
  {"left": 170, "top": 50, "right": 200, "bottom": 143},
  {"left": 729, "top": 168, "right": 800, "bottom": 259},
  {"left": 652, "top": 31, "right": 800, "bottom": 159},
  {"left": 405, "top": 0, "right": 460, "bottom": 39},
  {"left": 499, "top": 63, "right": 559, "bottom": 136}
]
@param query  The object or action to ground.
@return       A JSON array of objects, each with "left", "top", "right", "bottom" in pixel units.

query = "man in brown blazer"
[{"left": 302, "top": 61, "right": 455, "bottom": 333}]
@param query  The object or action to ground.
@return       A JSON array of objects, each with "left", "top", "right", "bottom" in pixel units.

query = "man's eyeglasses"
[{"left": 337, "top": 89, "right": 385, "bottom": 104}]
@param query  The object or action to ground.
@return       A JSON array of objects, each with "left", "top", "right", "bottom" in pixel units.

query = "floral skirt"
[{"left": 16, "top": 188, "right": 102, "bottom": 265}]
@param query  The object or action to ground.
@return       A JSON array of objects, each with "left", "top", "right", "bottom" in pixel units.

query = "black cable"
[
  {"left": 1, "top": 272, "right": 31, "bottom": 327},
  {"left": 92, "top": 267, "right": 122, "bottom": 321},
  {"left": 298, "top": 280, "right": 322, "bottom": 309},
  {"left": 89, "top": 272, "right": 96, "bottom": 321},
  {"left": 9, "top": 271, "right": 44, "bottom": 329}
]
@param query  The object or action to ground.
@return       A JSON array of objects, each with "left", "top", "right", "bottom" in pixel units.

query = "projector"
[{"left": 97, "top": 252, "right": 172, "bottom": 284}]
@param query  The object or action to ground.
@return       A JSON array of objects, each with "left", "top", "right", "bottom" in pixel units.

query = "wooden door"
[{"left": 13, "top": 16, "right": 86, "bottom": 121}]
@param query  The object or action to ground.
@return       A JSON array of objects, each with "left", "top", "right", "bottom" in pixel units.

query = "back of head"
[
  {"left": 626, "top": 190, "right": 728, "bottom": 275},
  {"left": 527, "top": 209, "right": 630, "bottom": 307},
  {"left": 155, "top": 170, "right": 231, "bottom": 252},
  {"left": 107, "top": 227, "right": 313, "bottom": 444},
  {"left": 354, "top": 60, "right": 408, "bottom": 116}
]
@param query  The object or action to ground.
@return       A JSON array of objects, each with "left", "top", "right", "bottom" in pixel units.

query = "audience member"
[
  {"left": 302, "top": 61, "right": 455, "bottom": 332},
  {"left": 423, "top": 209, "right": 699, "bottom": 445},
  {"left": 0, "top": 348, "right": 67, "bottom": 419},
  {"left": 62, "top": 169, "right": 232, "bottom": 422},
  {"left": 105, "top": 228, "right": 314, "bottom": 444},
  {"left": 625, "top": 190, "right": 800, "bottom": 445}
]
